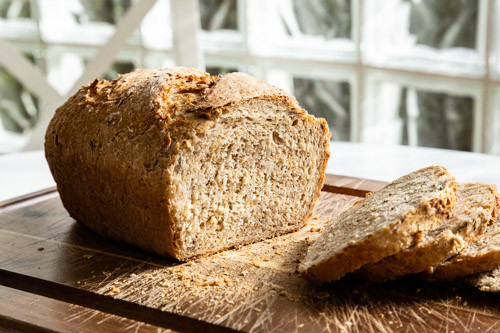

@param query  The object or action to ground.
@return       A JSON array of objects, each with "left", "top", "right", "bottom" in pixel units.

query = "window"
[
  {"left": 362, "top": 71, "right": 479, "bottom": 150},
  {"left": 0, "top": 0, "right": 499, "bottom": 155},
  {"left": 363, "top": 0, "right": 482, "bottom": 76},
  {"left": 0, "top": 64, "right": 38, "bottom": 151},
  {"left": 199, "top": 0, "right": 498, "bottom": 153},
  {"left": 0, "top": 0, "right": 170, "bottom": 152}
]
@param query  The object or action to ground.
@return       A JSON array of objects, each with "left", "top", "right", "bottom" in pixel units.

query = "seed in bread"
[
  {"left": 44, "top": 67, "right": 331, "bottom": 261},
  {"left": 299, "top": 166, "right": 457, "bottom": 283},
  {"left": 356, "top": 183, "right": 499, "bottom": 283}
]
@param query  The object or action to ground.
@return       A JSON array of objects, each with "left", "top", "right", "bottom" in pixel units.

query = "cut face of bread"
[
  {"left": 468, "top": 267, "right": 500, "bottom": 293},
  {"left": 299, "top": 166, "right": 457, "bottom": 283},
  {"left": 356, "top": 183, "right": 499, "bottom": 283},
  {"left": 168, "top": 98, "right": 330, "bottom": 259},
  {"left": 44, "top": 68, "right": 331, "bottom": 261},
  {"left": 423, "top": 218, "right": 500, "bottom": 281}
]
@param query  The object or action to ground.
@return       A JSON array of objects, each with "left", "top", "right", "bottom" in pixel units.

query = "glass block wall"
[
  {"left": 0, "top": 0, "right": 499, "bottom": 154},
  {"left": 202, "top": 0, "right": 496, "bottom": 154}
]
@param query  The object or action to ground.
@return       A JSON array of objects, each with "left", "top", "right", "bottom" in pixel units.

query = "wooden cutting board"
[{"left": 0, "top": 174, "right": 499, "bottom": 332}]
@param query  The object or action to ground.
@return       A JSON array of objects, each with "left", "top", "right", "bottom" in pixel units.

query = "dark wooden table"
[{"left": 1, "top": 174, "right": 499, "bottom": 332}]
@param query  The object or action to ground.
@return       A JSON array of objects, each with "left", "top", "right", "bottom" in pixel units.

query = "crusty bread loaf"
[
  {"left": 299, "top": 166, "right": 457, "bottom": 283},
  {"left": 423, "top": 217, "right": 500, "bottom": 281},
  {"left": 468, "top": 267, "right": 500, "bottom": 292},
  {"left": 45, "top": 67, "right": 331, "bottom": 260},
  {"left": 356, "top": 183, "right": 499, "bottom": 283}
]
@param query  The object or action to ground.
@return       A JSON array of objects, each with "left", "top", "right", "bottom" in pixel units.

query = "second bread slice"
[{"left": 299, "top": 166, "right": 457, "bottom": 283}]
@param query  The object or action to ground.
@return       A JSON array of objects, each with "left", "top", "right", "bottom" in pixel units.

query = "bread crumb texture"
[
  {"left": 356, "top": 183, "right": 499, "bottom": 283},
  {"left": 45, "top": 67, "right": 331, "bottom": 260},
  {"left": 299, "top": 166, "right": 457, "bottom": 283},
  {"left": 468, "top": 267, "right": 500, "bottom": 292},
  {"left": 424, "top": 216, "right": 500, "bottom": 282}
]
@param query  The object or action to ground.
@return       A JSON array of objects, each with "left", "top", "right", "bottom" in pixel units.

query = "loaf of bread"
[
  {"left": 45, "top": 67, "right": 331, "bottom": 260},
  {"left": 423, "top": 217, "right": 500, "bottom": 281},
  {"left": 356, "top": 183, "right": 499, "bottom": 282},
  {"left": 299, "top": 166, "right": 457, "bottom": 283}
]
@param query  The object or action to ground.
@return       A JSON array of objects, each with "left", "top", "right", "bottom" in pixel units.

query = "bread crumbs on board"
[{"left": 93, "top": 193, "right": 359, "bottom": 325}]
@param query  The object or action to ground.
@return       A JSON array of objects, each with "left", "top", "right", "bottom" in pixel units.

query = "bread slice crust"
[
  {"left": 299, "top": 166, "right": 457, "bottom": 283},
  {"left": 356, "top": 183, "right": 499, "bottom": 283}
]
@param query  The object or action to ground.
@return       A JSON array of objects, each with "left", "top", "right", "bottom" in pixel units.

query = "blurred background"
[{"left": 0, "top": 0, "right": 498, "bottom": 155}]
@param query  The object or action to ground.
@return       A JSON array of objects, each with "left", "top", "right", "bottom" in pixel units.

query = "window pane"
[
  {"left": 200, "top": 0, "right": 237, "bottom": 31},
  {"left": 0, "top": 0, "right": 42, "bottom": 84},
  {"left": 78, "top": 0, "right": 132, "bottom": 25},
  {"left": 291, "top": 0, "right": 351, "bottom": 39},
  {"left": 141, "top": 0, "right": 172, "bottom": 50},
  {"left": 38, "top": 0, "right": 134, "bottom": 45},
  {"left": 0, "top": 0, "right": 32, "bottom": 19},
  {"left": 199, "top": 0, "right": 243, "bottom": 52},
  {"left": 400, "top": 89, "right": 473, "bottom": 151},
  {"left": 364, "top": 81, "right": 474, "bottom": 151},
  {"left": 407, "top": 0, "right": 477, "bottom": 49},
  {"left": 491, "top": 0, "right": 500, "bottom": 78},
  {"left": 363, "top": 0, "right": 482, "bottom": 76},
  {"left": 247, "top": 0, "right": 355, "bottom": 61},
  {"left": 0, "top": 0, "right": 37, "bottom": 40},
  {"left": 45, "top": 47, "right": 90, "bottom": 95},
  {"left": 0, "top": 65, "right": 39, "bottom": 152},
  {"left": 293, "top": 78, "right": 351, "bottom": 141}
]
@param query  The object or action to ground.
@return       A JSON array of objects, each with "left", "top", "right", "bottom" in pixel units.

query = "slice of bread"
[
  {"left": 468, "top": 267, "right": 500, "bottom": 292},
  {"left": 299, "top": 166, "right": 457, "bottom": 283},
  {"left": 423, "top": 218, "right": 500, "bottom": 281},
  {"left": 45, "top": 67, "right": 331, "bottom": 260},
  {"left": 355, "top": 183, "right": 499, "bottom": 283}
]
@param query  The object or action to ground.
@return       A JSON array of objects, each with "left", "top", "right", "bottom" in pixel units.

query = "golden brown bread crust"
[
  {"left": 45, "top": 67, "right": 330, "bottom": 260},
  {"left": 196, "top": 72, "right": 298, "bottom": 111}
]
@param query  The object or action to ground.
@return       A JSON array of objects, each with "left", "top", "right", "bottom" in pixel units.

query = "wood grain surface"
[
  {"left": 0, "top": 285, "right": 175, "bottom": 333},
  {"left": 0, "top": 175, "right": 499, "bottom": 332}
]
